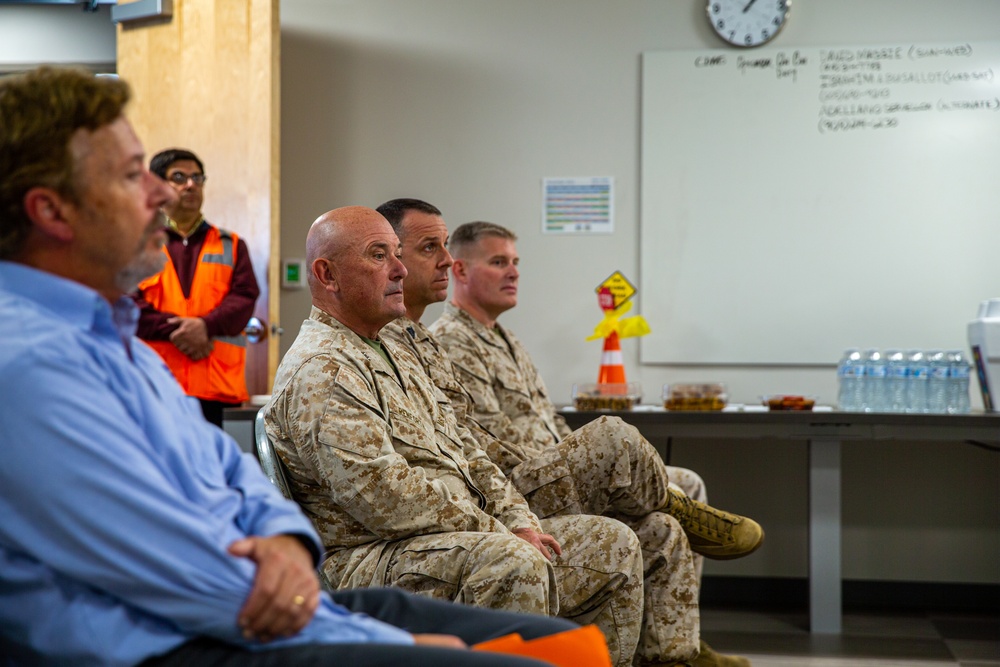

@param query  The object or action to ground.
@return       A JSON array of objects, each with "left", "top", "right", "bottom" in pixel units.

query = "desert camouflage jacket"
[
  {"left": 383, "top": 317, "right": 536, "bottom": 478},
  {"left": 430, "top": 303, "right": 573, "bottom": 462},
  {"left": 265, "top": 307, "right": 541, "bottom": 583}
]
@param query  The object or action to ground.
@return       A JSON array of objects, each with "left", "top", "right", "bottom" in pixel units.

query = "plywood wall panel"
[{"left": 117, "top": 0, "right": 280, "bottom": 396}]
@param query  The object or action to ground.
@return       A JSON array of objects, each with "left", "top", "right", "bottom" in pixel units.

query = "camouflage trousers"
[
  {"left": 508, "top": 416, "right": 702, "bottom": 665},
  {"left": 326, "top": 514, "right": 644, "bottom": 667},
  {"left": 665, "top": 462, "right": 707, "bottom": 585}
]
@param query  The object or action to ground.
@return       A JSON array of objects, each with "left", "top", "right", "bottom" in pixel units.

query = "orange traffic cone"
[{"left": 597, "top": 331, "right": 627, "bottom": 385}]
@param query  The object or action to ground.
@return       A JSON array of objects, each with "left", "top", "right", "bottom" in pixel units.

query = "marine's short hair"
[
  {"left": 375, "top": 198, "right": 442, "bottom": 237},
  {"left": 0, "top": 67, "right": 130, "bottom": 259},
  {"left": 448, "top": 221, "right": 517, "bottom": 259}
]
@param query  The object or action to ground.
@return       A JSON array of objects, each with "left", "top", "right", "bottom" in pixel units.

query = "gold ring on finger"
[{"left": 292, "top": 594, "right": 306, "bottom": 606}]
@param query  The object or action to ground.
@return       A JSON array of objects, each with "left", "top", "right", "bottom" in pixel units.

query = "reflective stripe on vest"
[
  {"left": 215, "top": 334, "right": 246, "bottom": 348},
  {"left": 202, "top": 234, "right": 234, "bottom": 266}
]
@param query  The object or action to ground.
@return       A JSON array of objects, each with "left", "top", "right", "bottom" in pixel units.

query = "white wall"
[
  {"left": 0, "top": 5, "right": 115, "bottom": 69},
  {"left": 278, "top": 0, "right": 1000, "bottom": 408},
  {"left": 279, "top": 0, "right": 1000, "bottom": 584}
]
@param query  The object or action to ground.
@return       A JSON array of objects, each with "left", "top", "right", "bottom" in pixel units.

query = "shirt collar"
[
  {"left": 0, "top": 261, "right": 138, "bottom": 342},
  {"left": 309, "top": 305, "right": 405, "bottom": 386},
  {"left": 165, "top": 215, "right": 207, "bottom": 238},
  {"left": 445, "top": 302, "right": 507, "bottom": 350},
  {"left": 397, "top": 316, "right": 426, "bottom": 342}
]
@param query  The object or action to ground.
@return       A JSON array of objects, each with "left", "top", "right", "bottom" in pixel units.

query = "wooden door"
[{"left": 116, "top": 0, "right": 280, "bottom": 397}]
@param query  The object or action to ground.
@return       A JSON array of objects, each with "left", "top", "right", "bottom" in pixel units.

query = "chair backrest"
[
  {"left": 254, "top": 407, "right": 336, "bottom": 592},
  {"left": 254, "top": 406, "right": 294, "bottom": 501}
]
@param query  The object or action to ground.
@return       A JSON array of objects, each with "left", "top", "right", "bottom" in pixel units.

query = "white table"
[{"left": 559, "top": 408, "right": 1000, "bottom": 633}]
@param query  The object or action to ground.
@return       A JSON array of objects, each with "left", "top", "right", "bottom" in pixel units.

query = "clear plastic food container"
[
  {"left": 572, "top": 382, "right": 642, "bottom": 411},
  {"left": 663, "top": 383, "right": 728, "bottom": 411}
]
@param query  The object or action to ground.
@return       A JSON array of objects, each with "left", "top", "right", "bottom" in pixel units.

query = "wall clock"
[{"left": 707, "top": 0, "right": 790, "bottom": 48}]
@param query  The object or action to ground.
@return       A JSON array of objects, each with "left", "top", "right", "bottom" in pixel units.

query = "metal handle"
[{"left": 244, "top": 317, "right": 267, "bottom": 344}]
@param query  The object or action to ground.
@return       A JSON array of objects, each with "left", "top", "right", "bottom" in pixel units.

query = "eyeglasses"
[{"left": 167, "top": 171, "right": 207, "bottom": 186}]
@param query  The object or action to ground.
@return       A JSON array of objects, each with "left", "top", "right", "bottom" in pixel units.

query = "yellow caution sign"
[{"left": 596, "top": 271, "right": 636, "bottom": 310}]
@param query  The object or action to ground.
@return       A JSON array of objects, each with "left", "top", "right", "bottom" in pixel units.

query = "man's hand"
[
  {"left": 512, "top": 528, "right": 562, "bottom": 561},
  {"left": 412, "top": 634, "right": 468, "bottom": 649},
  {"left": 228, "top": 535, "right": 321, "bottom": 642},
  {"left": 167, "top": 316, "right": 213, "bottom": 360}
]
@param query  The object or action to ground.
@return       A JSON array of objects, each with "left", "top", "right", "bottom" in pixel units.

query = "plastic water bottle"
[
  {"left": 884, "top": 349, "right": 908, "bottom": 413},
  {"left": 905, "top": 350, "right": 929, "bottom": 413},
  {"left": 836, "top": 348, "right": 863, "bottom": 411},
  {"left": 861, "top": 348, "right": 887, "bottom": 412},
  {"left": 926, "top": 350, "right": 949, "bottom": 413},
  {"left": 946, "top": 350, "right": 971, "bottom": 414}
]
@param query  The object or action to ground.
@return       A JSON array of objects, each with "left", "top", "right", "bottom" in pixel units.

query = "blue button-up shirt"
[{"left": 0, "top": 262, "right": 412, "bottom": 666}]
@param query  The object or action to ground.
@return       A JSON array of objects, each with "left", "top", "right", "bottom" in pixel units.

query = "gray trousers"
[{"left": 141, "top": 588, "right": 577, "bottom": 667}]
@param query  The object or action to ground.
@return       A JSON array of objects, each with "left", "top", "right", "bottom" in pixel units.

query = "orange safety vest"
[{"left": 138, "top": 226, "right": 249, "bottom": 404}]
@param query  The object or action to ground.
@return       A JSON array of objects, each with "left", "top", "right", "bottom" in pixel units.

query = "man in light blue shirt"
[{"left": 0, "top": 66, "right": 572, "bottom": 667}]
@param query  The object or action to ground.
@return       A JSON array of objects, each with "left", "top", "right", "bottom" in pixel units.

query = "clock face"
[{"left": 707, "top": 0, "right": 789, "bottom": 48}]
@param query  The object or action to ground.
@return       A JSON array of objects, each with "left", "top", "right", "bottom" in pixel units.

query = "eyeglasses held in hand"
[{"left": 167, "top": 171, "right": 207, "bottom": 186}]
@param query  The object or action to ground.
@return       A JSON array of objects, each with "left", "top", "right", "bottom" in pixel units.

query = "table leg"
[{"left": 809, "top": 437, "right": 842, "bottom": 633}]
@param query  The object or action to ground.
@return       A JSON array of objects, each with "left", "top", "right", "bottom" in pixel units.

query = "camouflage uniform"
[
  {"left": 391, "top": 316, "right": 701, "bottom": 664},
  {"left": 430, "top": 305, "right": 708, "bottom": 504},
  {"left": 266, "top": 307, "right": 645, "bottom": 667}
]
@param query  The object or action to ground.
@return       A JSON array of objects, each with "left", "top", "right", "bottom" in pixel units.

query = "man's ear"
[
  {"left": 311, "top": 257, "right": 338, "bottom": 292},
  {"left": 451, "top": 257, "right": 467, "bottom": 282},
  {"left": 22, "top": 187, "right": 75, "bottom": 243}
]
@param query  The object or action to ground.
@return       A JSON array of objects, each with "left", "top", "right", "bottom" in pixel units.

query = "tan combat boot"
[
  {"left": 664, "top": 488, "right": 764, "bottom": 560},
  {"left": 692, "top": 640, "right": 751, "bottom": 667}
]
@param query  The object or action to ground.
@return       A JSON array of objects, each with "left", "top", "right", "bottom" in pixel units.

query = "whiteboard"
[{"left": 640, "top": 42, "right": 1000, "bottom": 365}]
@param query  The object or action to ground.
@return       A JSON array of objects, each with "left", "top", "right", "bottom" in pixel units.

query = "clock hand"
[{"left": 743, "top": 0, "right": 758, "bottom": 12}]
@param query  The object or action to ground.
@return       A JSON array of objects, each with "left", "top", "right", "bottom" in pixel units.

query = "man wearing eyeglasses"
[{"left": 134, "top": 148, "right": 260, "bottom": 427}]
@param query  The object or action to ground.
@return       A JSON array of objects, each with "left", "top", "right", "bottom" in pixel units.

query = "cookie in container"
[
  {"left": 663, "top": 383, "right": 728, "bottom": 411},
  {"left": 572, "top": 382, "right": 642, "bottom": 411}
]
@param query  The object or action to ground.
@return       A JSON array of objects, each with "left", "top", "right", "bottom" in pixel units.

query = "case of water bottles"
[{"left": 836, "top": 347, "right": 971, "bottom": 413}]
